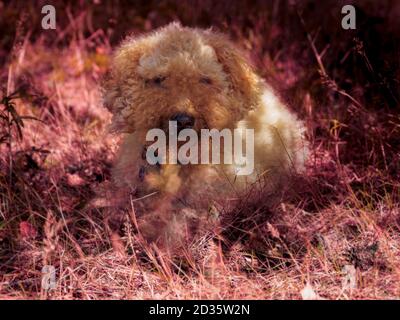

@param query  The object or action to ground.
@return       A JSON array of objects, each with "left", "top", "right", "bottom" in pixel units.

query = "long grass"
[{"left": 0, "top": 0, "right": 399, "bottom": 299}]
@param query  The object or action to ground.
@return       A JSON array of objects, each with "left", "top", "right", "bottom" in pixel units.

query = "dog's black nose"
[{"left": 170, "top": 113, "right": 195, "bottom": 129}]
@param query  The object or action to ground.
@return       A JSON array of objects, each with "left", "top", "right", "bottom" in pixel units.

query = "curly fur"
[{"left": 102, "top": 23, "right": 308, "bottom": 245}]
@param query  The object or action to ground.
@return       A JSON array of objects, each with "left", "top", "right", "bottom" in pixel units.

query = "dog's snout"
[{"left": 170, "top": 113, "right": 195, "bottom": 128}]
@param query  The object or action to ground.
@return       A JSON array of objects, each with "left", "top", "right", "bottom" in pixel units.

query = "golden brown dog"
[{"left": 102, "top": 23, "right": 308, "bottom": 246}]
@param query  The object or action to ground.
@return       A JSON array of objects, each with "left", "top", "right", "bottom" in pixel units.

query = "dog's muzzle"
[{"left": 169, "top": 112, "right": 195, "bottom": 131}]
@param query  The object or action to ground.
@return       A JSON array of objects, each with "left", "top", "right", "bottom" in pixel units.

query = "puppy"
[{"left": 102, "top": 23, "right": 308, "bottom": 245}]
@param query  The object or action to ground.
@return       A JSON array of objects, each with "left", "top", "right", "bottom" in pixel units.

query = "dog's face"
[{"left": 103, "top": 23, "right": 262, "bottom": 136}]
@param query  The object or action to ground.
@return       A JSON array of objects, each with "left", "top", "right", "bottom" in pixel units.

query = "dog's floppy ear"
[
  {"left": 102, "top": 38, "right": 150, "bottom": 133},
  {"left": 202, "top": 31, "right": 262, "bottom": 113}
]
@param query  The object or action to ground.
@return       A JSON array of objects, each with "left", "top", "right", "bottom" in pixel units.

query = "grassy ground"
[{"left": 0, "top": 0, "right": 399, "bottom": 299}]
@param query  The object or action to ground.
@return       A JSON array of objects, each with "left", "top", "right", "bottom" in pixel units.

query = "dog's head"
[{"left": 103, "top": 22, "right": 262, "bottom": 136}]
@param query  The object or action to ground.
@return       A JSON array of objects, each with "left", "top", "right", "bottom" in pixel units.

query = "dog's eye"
[
  {"left": 147, "top": 76, "right": 166, "bottom": 86},
  {"left": 199, "top": 77, "right": 212, "bottom": 85}
]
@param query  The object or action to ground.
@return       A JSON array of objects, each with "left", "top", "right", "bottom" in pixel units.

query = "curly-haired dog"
[{"left": 103, "top": 23, "right": 308, "bottom": 246}]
